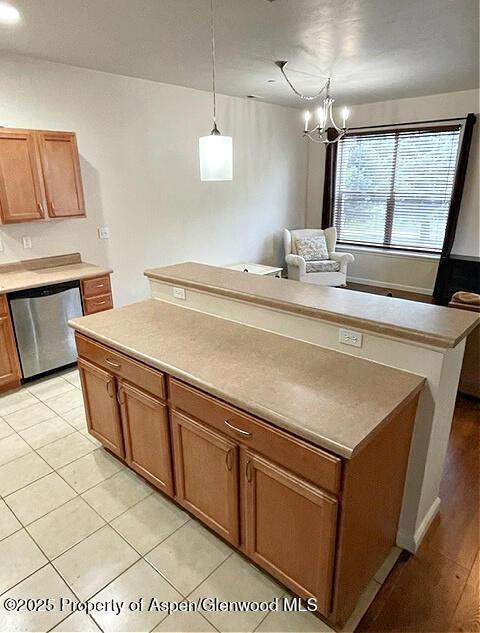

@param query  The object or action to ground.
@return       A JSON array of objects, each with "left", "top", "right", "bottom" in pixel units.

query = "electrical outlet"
[
  {"left": 0, "top": 238, "right": 3, "bottom": 252},
  {"left": 98, "top": 227, "right": 110, "bottom": 239},
  {"left": 339, "top": 328, "right": 363, "bottom": 348},
  {"left": 173, "top": 287, "right": 186, "bottom": 300},
  {"left": 22, "top": 236, "right": 32, "bottom": 249}
]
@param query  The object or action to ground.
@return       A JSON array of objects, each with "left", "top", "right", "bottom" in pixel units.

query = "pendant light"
[{"left": 199, "top": 0, "right": 233, "bottom": 181}]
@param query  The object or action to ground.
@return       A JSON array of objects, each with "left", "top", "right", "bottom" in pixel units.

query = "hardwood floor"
[{"left": 358, "top": 395, "right": 479, "bottom": 632}]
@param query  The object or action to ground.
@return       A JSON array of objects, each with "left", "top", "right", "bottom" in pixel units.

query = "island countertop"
[
  {"left": 0, "top": 253, "right": 112, "bottom": 295},
  {"left": 144, "top": 262, "right": 479, "bottom": 348},
  {"left": 70, "top": 299, "right": 425, "bottom": 459}
]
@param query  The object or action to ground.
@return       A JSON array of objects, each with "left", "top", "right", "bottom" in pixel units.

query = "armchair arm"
[
  {"left": 329, "top": 252, "right": 354, "bottom": 274},
  {"left": 285, "top": 253, "right": 306, "bottom": 280}
]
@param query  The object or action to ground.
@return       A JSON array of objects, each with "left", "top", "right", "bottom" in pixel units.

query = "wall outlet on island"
[
  {"left": 173, "top": 287, "right": 186, "bottom": 300},
  {"left": 98, "top": 227, "right": 110, "bottom": 239},
  {"left": 22, "top": 236, "right": 32, "bottom": 249},
  {"left": 339, "top": 328, "right": 363, "bottom": 348}
]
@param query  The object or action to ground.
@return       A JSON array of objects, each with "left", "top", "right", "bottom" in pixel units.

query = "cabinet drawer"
[
  {"left": 169, "top": 378, "right": 342, "bottom": 496},
  {"left": 76, "top": 334, "right": 166, "bottom": 400},
  {"left": 0, "top": 295, "right": 7, "bottom": 316},
  {"left": 83, "top": 293, "right": 113, "bottom": 315},
  {"left": 82, "top": 275, "right": 111, "bottom": 299}
]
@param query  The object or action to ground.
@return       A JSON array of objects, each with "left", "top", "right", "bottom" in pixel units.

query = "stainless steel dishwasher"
[{"left": 9, "top": 280, "right": 83, "bottom": 380}]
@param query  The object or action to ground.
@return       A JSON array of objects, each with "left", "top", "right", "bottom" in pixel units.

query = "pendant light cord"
[{"left": 210, "top": 0, "right": 219, "bottom": 134}]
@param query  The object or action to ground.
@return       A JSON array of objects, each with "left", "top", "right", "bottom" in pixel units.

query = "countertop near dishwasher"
[
  {"left": 70, "top": 299, "right": 425, "bottom": 459},
  {"left": 0, "top": 253, "right": 112, "bottom": 294}
]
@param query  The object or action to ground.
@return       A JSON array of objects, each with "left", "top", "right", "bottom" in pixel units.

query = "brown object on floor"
[
  {"left": 358, "top": 395, "right": 480, "bottom": 633},
  {"left": 345, "top": 281, "right": 434, "bottom": 304},
  {"left": 449, "top": 292, "right": 480, "bottom": 398}
]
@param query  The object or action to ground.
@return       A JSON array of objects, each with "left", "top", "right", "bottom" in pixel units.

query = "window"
[{"left": 332, "top": 126, "right": 461, "bottom": 253}]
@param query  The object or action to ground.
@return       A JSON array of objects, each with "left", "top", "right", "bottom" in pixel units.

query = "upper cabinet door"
[
  {"left": 37, "top": 131, "right": 85, "bottom": 218},
  {"left": 0, "top": 129, "right": 46, "bottom": 223}
]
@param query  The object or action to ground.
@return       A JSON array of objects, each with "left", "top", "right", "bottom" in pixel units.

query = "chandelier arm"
[{"left": 276, "top": 61, "right": 328, "bottom": 101}]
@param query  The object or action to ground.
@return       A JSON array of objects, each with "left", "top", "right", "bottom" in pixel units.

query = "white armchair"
[{"left": 284, "top": 227, "right": 354, "bottom": 286}]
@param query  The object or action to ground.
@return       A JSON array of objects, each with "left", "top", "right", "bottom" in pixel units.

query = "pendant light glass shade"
[
  {"left": 199, "top": 133, "right": 232, "bottom": 181},
  {"left": 199, "top": 0, "right": 233, "bottom": 181}
]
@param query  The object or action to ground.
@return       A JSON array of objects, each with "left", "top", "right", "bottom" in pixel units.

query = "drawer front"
[
  {"left": 76, "top": 333, "right": 166, "bottom": 400},
  {"left": 169, "top": 378, "right": 341, "bottom": 495},
  {"left": 83, "top": 293, "right": 113, "bottom": 315},
  {"left": 0, "top": 295, "right": 7, "bottom": 316},
  {"left": 82, "top": 275, "right": 111, "bottom": 299}
]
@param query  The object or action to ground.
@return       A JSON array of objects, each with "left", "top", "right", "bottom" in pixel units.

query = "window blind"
[{"left": 333, "top": 125, "right": 462, "bottom": 252}]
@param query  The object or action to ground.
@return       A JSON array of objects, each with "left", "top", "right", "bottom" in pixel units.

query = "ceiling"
[{"left": 1, "top": 0, "right": 478, "bottom": 107}]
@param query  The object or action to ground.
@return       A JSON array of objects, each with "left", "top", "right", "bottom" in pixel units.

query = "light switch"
[
  {"left": 339, "top": 328, "right": 363, "bottom": 348},
  {"left": 173, "top": 287, "right": 186, "bottom": 300},
  {"left": 22, "top": 236, "right": 32, "bottom": 249},
  {"left": 98, "top": 227, "right": 110, "bottom": 239}
]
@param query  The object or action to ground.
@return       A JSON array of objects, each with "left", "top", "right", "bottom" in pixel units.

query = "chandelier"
[{"left": 276, "top": 61, "right": 350, "bottom": 144}]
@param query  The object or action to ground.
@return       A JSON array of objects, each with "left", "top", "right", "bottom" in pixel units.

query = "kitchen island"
[
  {"left": 70, "top": 298, "right": 424, "bottom": 629},
  {"left": 145, "top": 262, "right": 478, "bottom": 553}
]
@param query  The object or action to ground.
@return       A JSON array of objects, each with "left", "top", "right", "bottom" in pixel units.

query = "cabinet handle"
[
  {"left": 224, "top": 420, "right": 251, "bottom": 437},
  {"left": 94, "top": 300, "right": 107, "bottom": 306},
  {"left": 106, "top": 379, "right": 115, "bottom": 398},
  {"left": 246, "top": 460, "right": 253, "bottom": 482},
  {"left": 105, "top": 358, "right": 121, "bottom": 368},
  {"left": 37, "top": 203, "right": 45, "bottom": 215},
  {"left": 51, "top": 201, "right": 56, "bottom": 212},
  {"left": 225, "top": 448, "right": 233, "bottom": 471},
  {"left": 96, "top": 284, "right": 105, "bottom": 289},
  {"left": 116, "top": 386, "right": 125, "bottom": 405}
]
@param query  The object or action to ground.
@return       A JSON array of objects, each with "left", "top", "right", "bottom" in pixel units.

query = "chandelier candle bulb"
[
  {"left": 304, "top": 111, "right": 311, "bottom": 132},
  {"left": 341, "top": 107, "right": 350, "bottom": 128}
]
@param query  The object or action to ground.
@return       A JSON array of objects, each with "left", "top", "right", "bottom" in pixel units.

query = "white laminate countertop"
[
  {"left": 70, "top": 299, "right": 425, "bottom": 459},
  {"left": 144, "top": 262, "right": 479, "bottom": 348}
]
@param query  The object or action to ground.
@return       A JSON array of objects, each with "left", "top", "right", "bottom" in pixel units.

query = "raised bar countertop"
[
  {"left": 70, "top": 299, "right": 425, "bottom": 459},
  {"left": 144, "top": 262, "right": 479, "bottom": 348},
  {"left": 0, "top": 253, "right": 112, "bottom": 294}
]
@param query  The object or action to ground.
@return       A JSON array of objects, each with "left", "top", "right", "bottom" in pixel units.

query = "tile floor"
[{"left": 0, "top": 370, "right": 334, "bottom": 633}]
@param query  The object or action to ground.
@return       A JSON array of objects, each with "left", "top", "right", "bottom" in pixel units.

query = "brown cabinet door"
[
  {"left": 37, "top": 131, "right": 85, "bottom": 217},
  {"left": 78, "top": 358, "right": 124, "bottom": 458},
  {"left": 119, "top": 381, "right": 173, "bottom": 496},
  {"left": 0, "top": 313, "right": 22, "bottom": 391},
  {"left": 242, "top": 450, "right": 338, "bottom": 616},
  {"left": 172, "top": 410, "right": 239, "bottom": 545},
  {"left": 0, "top": 129, "right": 46, "bottom": 223}
]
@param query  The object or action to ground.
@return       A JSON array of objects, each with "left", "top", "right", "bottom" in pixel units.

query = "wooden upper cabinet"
[
  {"left": 0, "top": 129, "right": 46, "bottom": 223},
  {"left": 242, "top": 450, "right": 338, "bottom": 616},
  {"left": 172, "top": 410, "right": 240, "bottom": 546},
  {"left": 37, "top": 131, "right": 85, "bottom": 218}
]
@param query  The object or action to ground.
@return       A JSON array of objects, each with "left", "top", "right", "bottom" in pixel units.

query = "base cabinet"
[
  {"left": 172, "top": 411, "right": 239, "bottom": 546},
  {"left": 75, "top": 333, "right": 418, "bottom": 630},
  {"left": 78, "top": 358, "right": 124, "bottom": 458},
  {"left": 119, "top": 380, "right": 173, "bottom": 495},
  {"left": 242, "top": 450, "right": 337, "bottom": 616}
]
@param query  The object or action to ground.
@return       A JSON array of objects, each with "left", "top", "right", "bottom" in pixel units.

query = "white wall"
[
  {"left": 306, "top": 89, "right": 480, "bottom": 293},
  {"left": 0, "top": 54, "right": 307, "bottom": 305}
]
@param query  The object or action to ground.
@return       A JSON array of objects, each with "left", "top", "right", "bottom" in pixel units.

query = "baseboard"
[
  {"left": 397, "top": 496, "right": 441, "bottom": 553},
  {"left": 347, "top": 275, "right": 433, "bottom": 296}
]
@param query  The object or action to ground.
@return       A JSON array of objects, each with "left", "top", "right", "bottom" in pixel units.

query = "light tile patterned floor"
[{"left": 0, "top": 371, "right": 332, "bottom": 633}]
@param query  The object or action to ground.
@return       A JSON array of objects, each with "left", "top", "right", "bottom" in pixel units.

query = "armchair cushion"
[
  {"left": 306, "top": 260, "right": 341, "bottom": 273},
  {"left": 295, "top": 235, "right": 329, "bottom": 261}
]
